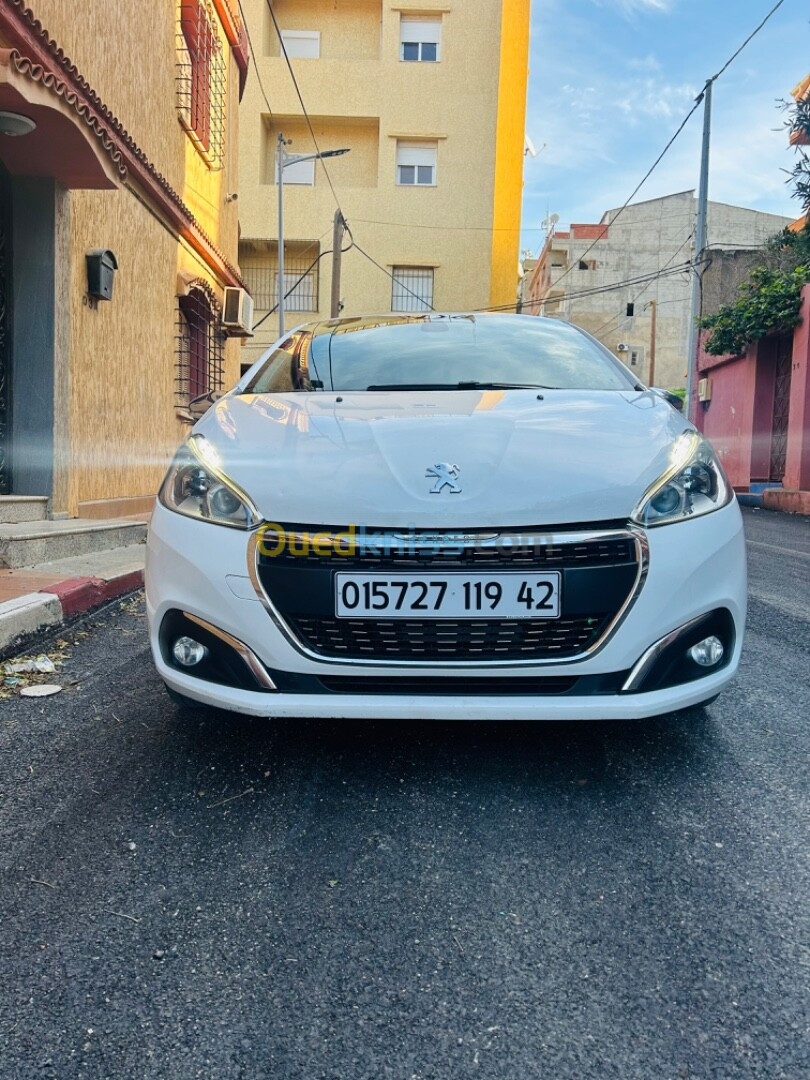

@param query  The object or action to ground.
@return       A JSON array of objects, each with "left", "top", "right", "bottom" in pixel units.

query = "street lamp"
[{"left": 277, "top": 132, "right": 350, "bottom": 336}]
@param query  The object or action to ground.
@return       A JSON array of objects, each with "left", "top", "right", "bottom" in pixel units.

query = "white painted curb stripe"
[{"left": 0, "top": 592, "right": 63, "bottom": 653}]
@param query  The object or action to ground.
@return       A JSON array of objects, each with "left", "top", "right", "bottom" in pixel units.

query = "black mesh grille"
[{"left": 290, "top": 615, "right": 610, "bottom": 661}]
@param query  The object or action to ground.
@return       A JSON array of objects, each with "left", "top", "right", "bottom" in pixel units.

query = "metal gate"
[
  {"left": 769, "top": 335, "right": 793, "bottom": 483},
  {"left": 0, "top": 165, "right": 10, "bottom": 494}
]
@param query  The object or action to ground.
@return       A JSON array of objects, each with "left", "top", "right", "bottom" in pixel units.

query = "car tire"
[{"left": 163, "top": 682, "right": 209, "bottom": 711}]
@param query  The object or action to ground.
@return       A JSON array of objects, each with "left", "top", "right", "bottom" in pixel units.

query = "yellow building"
[
  {"left": 0, "top": 0, "right": 249, "bottom": 520},
  {"left": 238, "top": 0, "right": 530, "bottom": 368}
]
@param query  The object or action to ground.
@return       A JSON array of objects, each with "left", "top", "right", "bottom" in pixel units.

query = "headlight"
[
  {"left": 158, "top": 435, "right": 261, "bottom": 529},
  {"left": 632, "top": 432, "right": 732, "bottom": 527}
]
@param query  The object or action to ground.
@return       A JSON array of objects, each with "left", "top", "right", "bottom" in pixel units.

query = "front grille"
[
  {"left": 261, "top": 528, "right": 635, "bottom": 570},
  {"left": 255, "top": 525, "right": 641, "bottom": 664},
  {"left": 290, "top": 615, "right": 610, "bottom": 661}
]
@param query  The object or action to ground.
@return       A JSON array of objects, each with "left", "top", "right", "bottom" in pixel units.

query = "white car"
[{"left": 146, "top": 314, "right": 746, "bottom": 721}]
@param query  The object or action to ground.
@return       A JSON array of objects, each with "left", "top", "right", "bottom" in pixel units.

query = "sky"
[{"left": 521, "top": 0, "right": 810, "bottom": 256}]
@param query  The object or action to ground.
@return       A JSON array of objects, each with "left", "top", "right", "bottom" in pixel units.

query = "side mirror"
[
  {"left": 188, "top": 390, "right": 225, "bottom": 420},
  {"left": 651, "top": 387, "right": 684, "bottom": 412}
]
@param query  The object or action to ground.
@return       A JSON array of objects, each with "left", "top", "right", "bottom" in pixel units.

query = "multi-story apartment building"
[
  {"left": 238, "top": 0, "right": 530, "bottom": 368},
  {"left": 0, "top": 0, "right": 247, "bottom": 524},
  {"left": 524, "top": 192, "right": 793, "bottom": 390}
]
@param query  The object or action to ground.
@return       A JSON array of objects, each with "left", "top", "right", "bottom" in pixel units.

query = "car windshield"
[{"left": 241, "top": 313, "right": 638, "bottom": 394}]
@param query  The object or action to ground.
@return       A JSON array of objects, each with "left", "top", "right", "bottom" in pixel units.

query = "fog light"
[
  {"left": 688, "top": 635, "right": 724, "bottom": 668},
  {"left": 173, "top": 636, "right": 208, "bottom": 667}
]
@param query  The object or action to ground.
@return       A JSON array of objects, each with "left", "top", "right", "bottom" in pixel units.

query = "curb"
[
  {"left": 0, "top": 569, "right": 144, "bottom": 656},
  {"left": 763, "top": 488, "right": 810, "bottom": 515}
]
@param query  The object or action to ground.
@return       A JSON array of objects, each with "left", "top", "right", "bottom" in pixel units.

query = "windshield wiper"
[{"left": 366, "top": 381, "right": 554, "bottom": 391}]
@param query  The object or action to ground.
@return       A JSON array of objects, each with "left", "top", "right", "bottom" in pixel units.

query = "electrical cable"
[
  {"left": 587, "top": 232, "right": 696, "bottom": 338},
  {"left": 349, "top": 238, "right": 437, "bottom": 312},
  {"left": 250, "top": 232, "right": 356, "bottom": 331},
  {"left": 262, "top": 4, "right": 432, "bottom": 312},
  {"left": 237, "top": 0, "right": 273, "bottom": 117},
  {"left": 477, "top": 260, "right": 695, "bottom": 314},
  {"left": 265, "top": 0, "right": 343, "bottom": 212},
  {"left": 546, "top": 0, "right": 791, "bottom": 298}
]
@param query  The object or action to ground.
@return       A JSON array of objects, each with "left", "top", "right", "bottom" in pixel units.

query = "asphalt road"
[{"left": 1, "top": 507, "right": 808, "bottom": 1080}]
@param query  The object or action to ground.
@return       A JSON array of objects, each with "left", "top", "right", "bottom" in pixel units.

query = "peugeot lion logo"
[{"left": 426, "top": 463, "right": 462, "bottom": 494}]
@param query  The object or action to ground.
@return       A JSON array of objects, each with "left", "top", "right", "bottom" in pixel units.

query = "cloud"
[
  {"left": 616, "top": 78, "right": 699, "bottom": 121},
  {"left": 590, "top": 0, "right": 674, "bottom": 15},
  {"left": 627, "top": 54, "right": 662, "bottom": 72}
]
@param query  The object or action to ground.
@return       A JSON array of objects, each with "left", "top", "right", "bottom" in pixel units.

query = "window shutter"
[
  {"left": 400, "top": 18, "right": 441, "bottom": 44},
  {"left": 280, "top": 30, "right": 321, "bottom": 59}
]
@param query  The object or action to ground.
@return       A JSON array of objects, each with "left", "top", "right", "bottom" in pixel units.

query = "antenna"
[{"left": 541, "top": 212, "right": 559, "bottom": 236}]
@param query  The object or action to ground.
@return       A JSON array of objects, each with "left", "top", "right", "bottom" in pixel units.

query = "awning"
[{"left": 0, "top": 49, "right": 121, "bottom": 189}]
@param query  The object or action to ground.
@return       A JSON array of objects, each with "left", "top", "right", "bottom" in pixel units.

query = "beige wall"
[
  {"left": 28, "top": 0, "right": 243, "bottom": 514},
  {"left": 239, "top": 0, "right": 527, "bottom": 367}
]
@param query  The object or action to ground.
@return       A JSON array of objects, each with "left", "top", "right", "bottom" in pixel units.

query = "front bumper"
[{"left": 145, "top": 501, "right": 747, "bottom": 720}]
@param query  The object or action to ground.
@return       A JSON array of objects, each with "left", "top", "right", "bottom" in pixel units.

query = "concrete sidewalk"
[{"left": 0, "top": 545, "right": 145, "bottom": 655}]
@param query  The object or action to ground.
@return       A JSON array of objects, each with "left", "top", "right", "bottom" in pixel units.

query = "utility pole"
[
  {"left": 276, "top": 138, "right": 350, "bottom": 338},
  {"left": 685, "top": 78, "right": 714, "bottom": 423},
  {"left": 330, "top": 209, "right": 345, "bottom": 319},
  {"left": 646, "top": 299, "right": 657, "bottom": 386}
]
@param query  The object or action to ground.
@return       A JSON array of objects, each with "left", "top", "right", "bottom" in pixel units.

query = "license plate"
[{"left": 335, "top": 572, "right": 561, "bottom": 619}]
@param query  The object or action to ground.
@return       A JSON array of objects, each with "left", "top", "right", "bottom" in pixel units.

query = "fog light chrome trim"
[
  {"left": 621, "top": 613, "right": 713, "bottom": 692},
  {"left": 182, "top": 612, "right": 277, "bottom": 690}
]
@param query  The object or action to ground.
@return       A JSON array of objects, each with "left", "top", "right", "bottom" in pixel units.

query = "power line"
[
  {"left": 546, "top": 0, "right": 791, "bottom": 298},
  {"left": 350, "top": 238, "right": 437, "bottom": 311},
  {"left": 261, "top": 3, "right": 432, "bottom": 315},
  {"left": 547, "top": 104, "right": 704, "bottom": 296},
  {"left": 588, "top": 232, "right": 696, "bottom": 338},
  {"left": 479, "top": 260, "right": 694, "bottom": 315},
  {"left": 350, "top": 206, "right": 712, "bottom": 234},
  {"left": 237, "top": 0, "right": 273, "bottom": 117},
  {"left": 251, "top": 250, "right": 334, "bottom": 331},
  {"left": 710, "top": 0, "right": 787, "bottom": 82},
  {"left": 265, "top": 0, "right": 343, "bottom": 212}
]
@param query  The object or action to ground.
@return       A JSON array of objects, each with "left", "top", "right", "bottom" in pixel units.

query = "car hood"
[{"left": 195, "top": 389, "right": 692, "bottom": 528}]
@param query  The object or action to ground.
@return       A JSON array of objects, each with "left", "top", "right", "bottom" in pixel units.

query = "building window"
[
  {"left": 578, "top": 259, "right": 595, "bottom": 270},
  {"left": 280, "top": 29, "right": 321, "bottom": 59},
  {"left": 176, "top": 282, "right": 224, "bottom": 409},
  {"left": 391, "top": 266, "right": 434, "bottom": 312},
  {"left": 239, "top": 242, "right": 320, "bottom": 312},
  {"left": 400, "top": 17, "right": 441, "bottom": 61},
  {"left": 396, "top": 141, "right": 437, "bottom": 186},
  {"left": 629, "top": 347, "right": 644, "bottom": 368},
  {"left": 626, "top": 302, "right": 635, "bottom": 317},
  {"left": 177, "top": 0, "right": 226, "bottom": 169}
]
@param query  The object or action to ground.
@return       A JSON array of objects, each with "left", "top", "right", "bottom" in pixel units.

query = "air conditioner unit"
[
  {"left": 616, "top": 343, "right": 630, "bottom": 352},
  {"left": 698, "top": 377, "right": 713, "bottom": 402},
  {"left": 222, "top": 287, "right": 254, "bottom": 336}
]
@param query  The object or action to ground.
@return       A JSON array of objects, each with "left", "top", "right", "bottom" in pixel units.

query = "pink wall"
[
  {"left": 695, "top": 339, "right": 757, "bottom": 488},
  {"left": 784, "top": 285, "right": 810, "bottom": 491},
  {"left": 696, "top": 284, "right": 810, "bottom": 492}
]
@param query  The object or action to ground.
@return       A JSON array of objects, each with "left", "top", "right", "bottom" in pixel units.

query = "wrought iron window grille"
[
  {"left": 176, "top": 281, "right": 225, "bottom": 413},
  {"left": 177, "top": 0, "right": 226, "bottom": 170}
]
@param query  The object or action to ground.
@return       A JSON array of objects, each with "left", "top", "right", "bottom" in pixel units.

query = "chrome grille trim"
[{"left": 247, "top": 526, "right": 650, "bottom": 669}]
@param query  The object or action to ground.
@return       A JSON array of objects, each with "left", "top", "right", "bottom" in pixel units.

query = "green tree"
[{"left": 698, "top": 91, "right": 810, "bottom": 357}]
